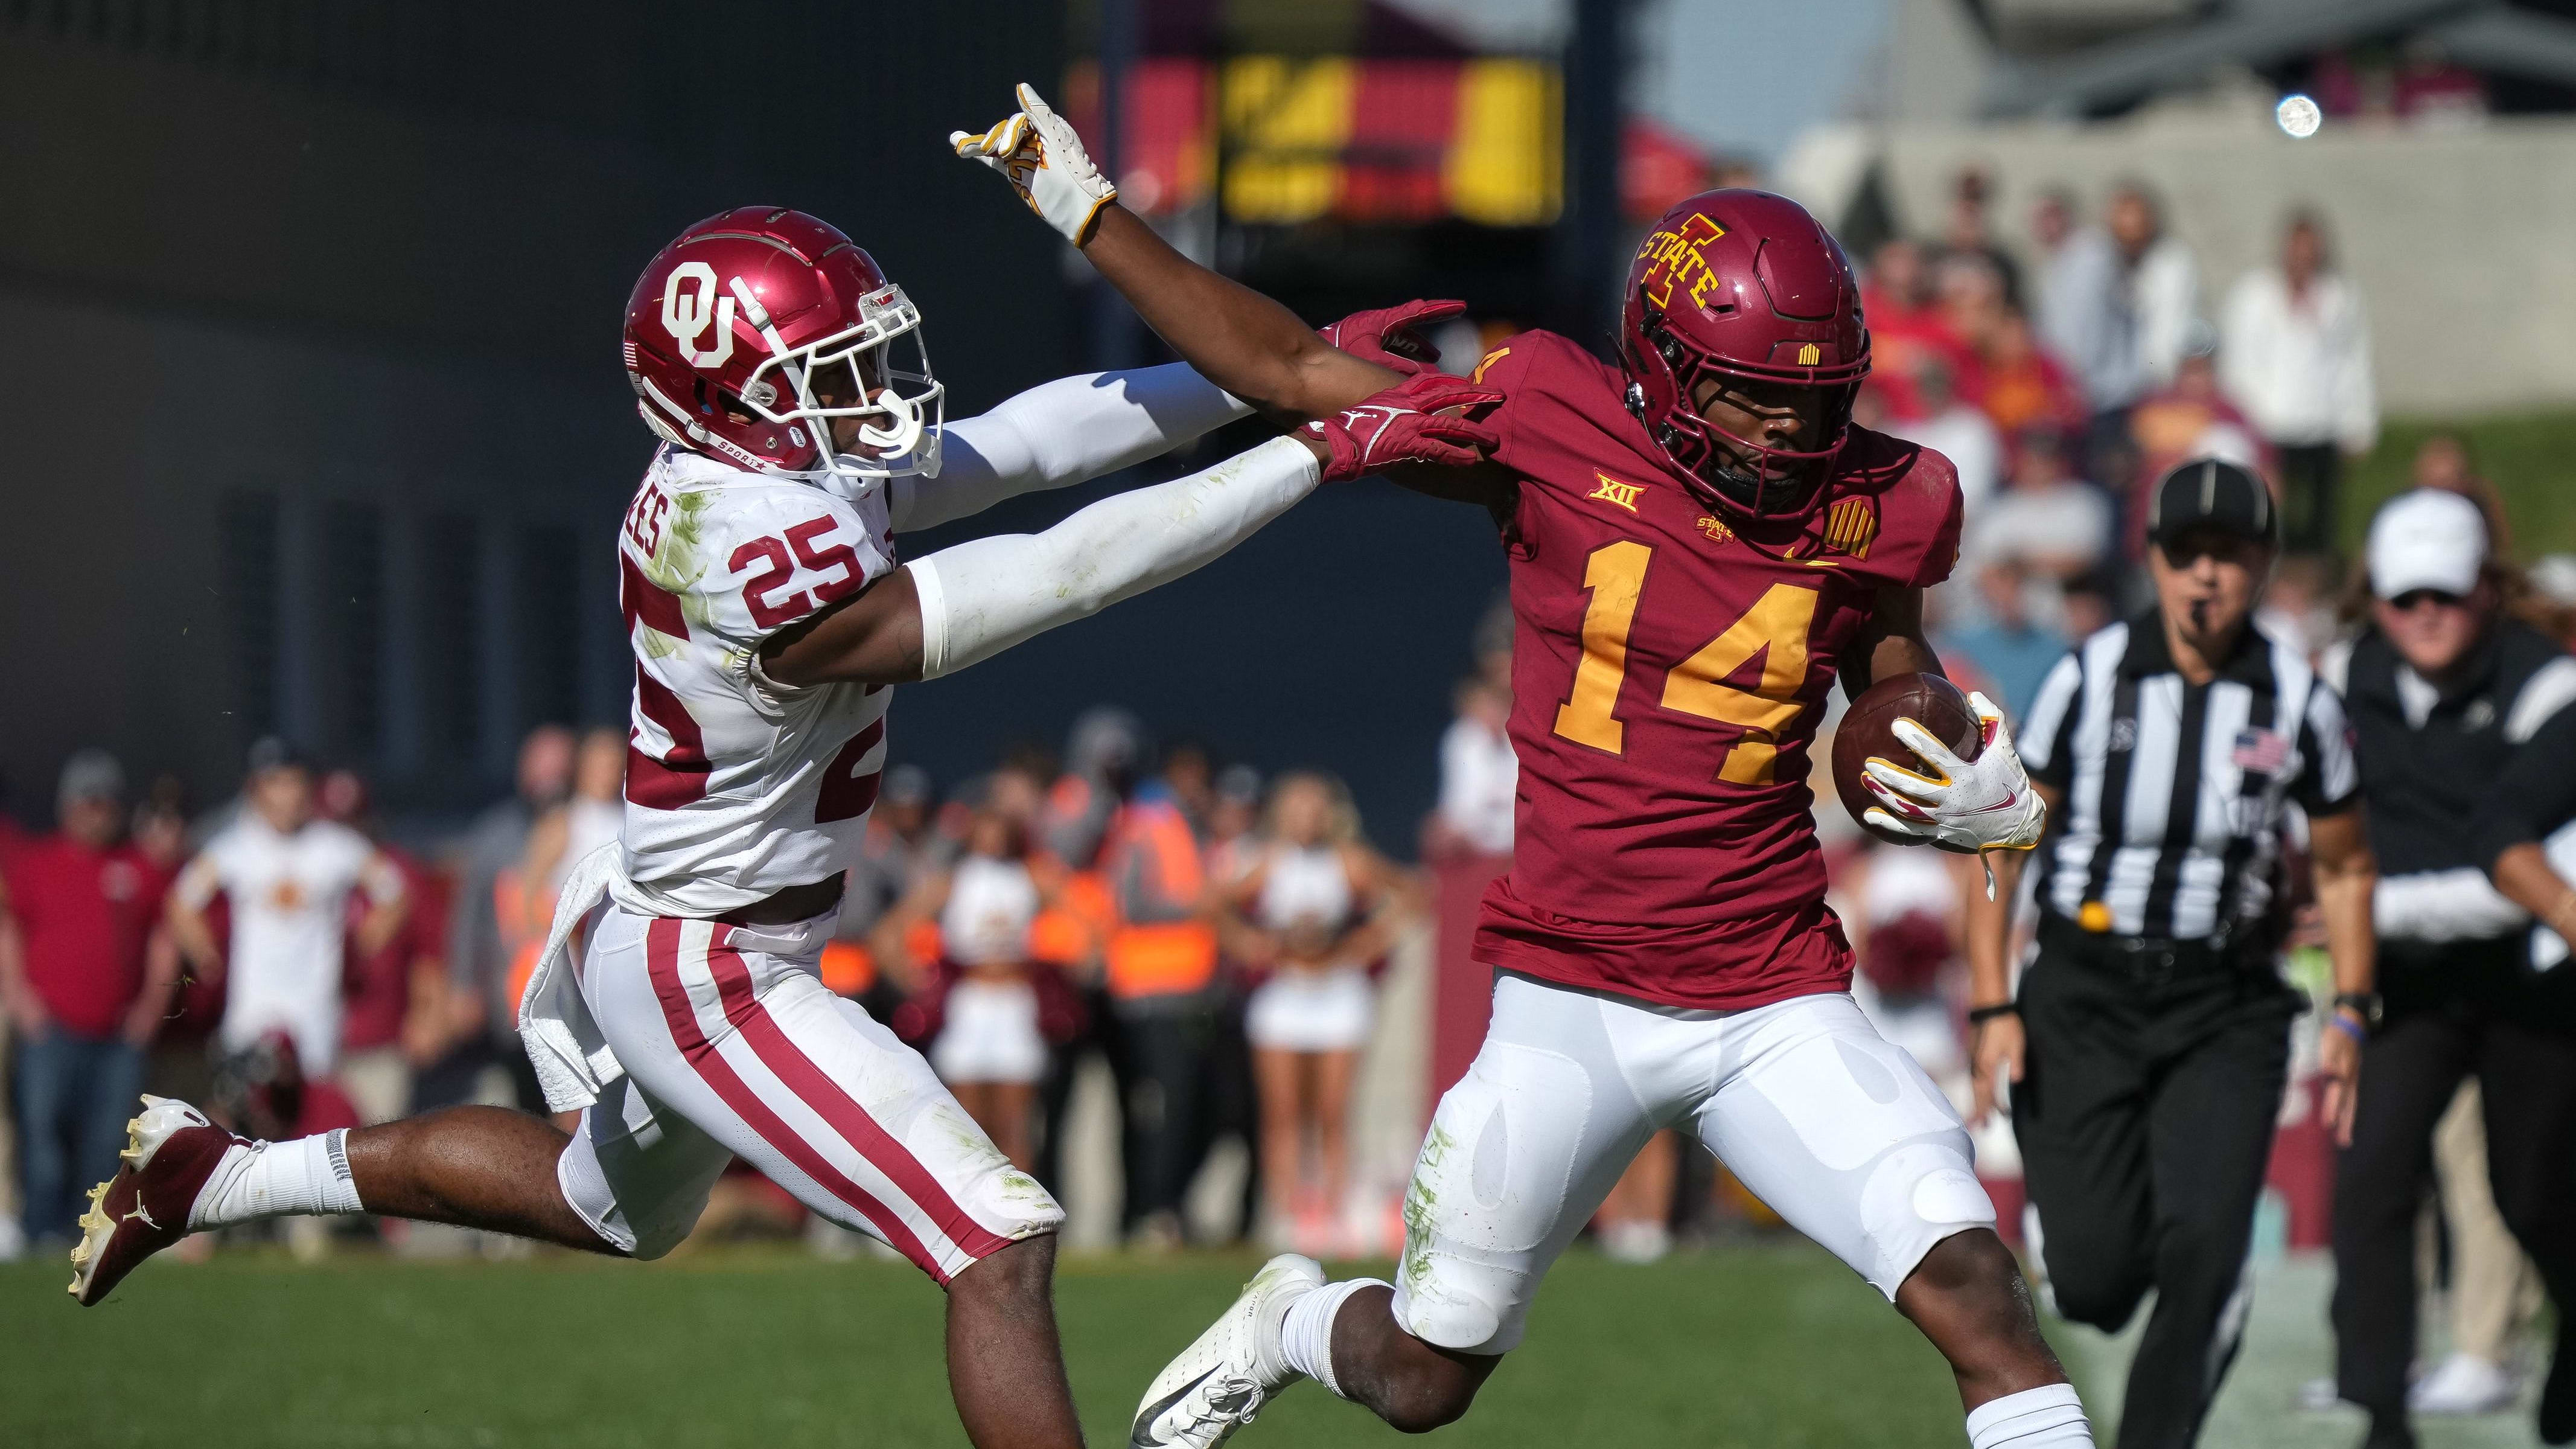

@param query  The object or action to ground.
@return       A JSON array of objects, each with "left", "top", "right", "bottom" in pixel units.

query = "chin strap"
[{"left": 638, "top": 402, "right": 692, "bottom": 451}]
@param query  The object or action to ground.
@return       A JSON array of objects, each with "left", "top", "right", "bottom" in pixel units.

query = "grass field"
[{"left": 2, "top": 1242, "right": 1986, "bottom": 1449}]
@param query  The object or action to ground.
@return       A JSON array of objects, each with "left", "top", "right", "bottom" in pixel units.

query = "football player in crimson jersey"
[
  {"left": 63, "top": 207, "right": 1496, "bottom": 1449},
  {"left": 953, "top": 89, "right": 2083, "bottom": 1449}
]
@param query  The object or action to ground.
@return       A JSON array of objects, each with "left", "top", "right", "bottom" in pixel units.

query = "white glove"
[
  {"left": 949, "top": 82, "right": 1117, "bottom": 246},
  {"left": 1860, "top": 689, "right": 2047, "bottom": 894}
]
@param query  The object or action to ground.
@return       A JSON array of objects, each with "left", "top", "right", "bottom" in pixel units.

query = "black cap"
[
  {"left": 2145, "top": 456, "right": 2278, "bottom": 549},
  {"left": 246, "top": 736, "right": 311, "bottom": 776}
]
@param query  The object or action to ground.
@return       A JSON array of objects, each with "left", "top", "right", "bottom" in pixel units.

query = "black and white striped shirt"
[{"left": 2019, "top": 609, "right": 2359, "bottom": 944}]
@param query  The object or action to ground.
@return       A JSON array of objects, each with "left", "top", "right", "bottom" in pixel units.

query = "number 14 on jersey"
[{"left": 1552, "top": 541, "right": 1818, "bottom": 784}]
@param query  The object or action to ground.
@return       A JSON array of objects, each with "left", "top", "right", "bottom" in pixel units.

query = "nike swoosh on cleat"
[
  {"left": 1132, "top": 1367, "right": 1220, "bottom": 1448},
  {"left": 1128, "top": 1361, "right": 1216, "bottom": 1433}
]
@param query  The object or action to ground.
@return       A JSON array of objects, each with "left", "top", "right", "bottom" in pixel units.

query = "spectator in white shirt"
[
  {"left": 1884, "top": 356, "right": 2000, "bottom": 513},
  {"left": 167, "top": 740, "right": 406, "bottom": 1078},
  {"left": 1962, "top": 424, "right": 2114, "bottom": 586},
  {"left": 2108, "top": 182, "right": 2201, "bottom": 404},
  {"left": 2221, "top": 210, "right": 2379, "bottom": 554},
  {"left": 1427, "top": 677, "right": 1515, "bottom": 860},
  {"left": 2030, "top": 187, "right": 2123, "bottom": 415}
]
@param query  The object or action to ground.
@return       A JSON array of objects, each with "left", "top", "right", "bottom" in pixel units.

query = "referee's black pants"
[
  {"left": 2013, "top": 926, "right": 2299, "bottom": 1449},
  {"left": 2332, "top": 936, "right": 2576, "bottom": 1416}
]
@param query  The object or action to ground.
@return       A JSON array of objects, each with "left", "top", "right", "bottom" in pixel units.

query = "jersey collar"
[{"left": 2122, "top": 605, "right": 2275, "bottom": 688}]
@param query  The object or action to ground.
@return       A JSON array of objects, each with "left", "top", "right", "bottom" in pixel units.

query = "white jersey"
[
  {"left": 616, "top": 446, "right": 899, "bottom": 916},
  {"left": 174, "top": 815, "right": 400, "bottom": 1073},
  {"left": 1255, "top": 843, "right": 1355, "bottom": 937},
  {"left": 940, "top": 856, "right": 1041, "bottom": 967}
]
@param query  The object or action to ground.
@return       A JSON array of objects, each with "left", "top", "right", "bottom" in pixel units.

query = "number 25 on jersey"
[{"left": 1552, "top": 541, "right": 1817, "bottom": 784}]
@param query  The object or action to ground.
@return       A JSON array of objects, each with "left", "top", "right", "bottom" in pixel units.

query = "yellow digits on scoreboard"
[{"left": 1549, "top": 542, "right": 1819, "bottom": 784}]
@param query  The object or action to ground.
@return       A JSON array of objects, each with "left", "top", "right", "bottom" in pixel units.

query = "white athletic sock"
[
  {"left": 1278, "top": 1278, "right": 1388, "bottom": 1398},
  {"left": 188, "top": 1131, "right": 365, "bottom": 1230},
  {"left": 1965, "top": 1384, "right": 2093, "bottom": 1448}
]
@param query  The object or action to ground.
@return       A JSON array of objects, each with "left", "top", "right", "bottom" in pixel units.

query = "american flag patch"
[{"left": 2233, "top": 728, "right": 2289, "bottom": 773}]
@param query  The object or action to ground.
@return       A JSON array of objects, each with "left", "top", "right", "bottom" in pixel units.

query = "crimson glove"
[
  {"left": 1318, "top": 298, "right": 1465, "bottom": 377},
  {"left": 1304, "top": 372, "right": 1502, "bottom": 483}
]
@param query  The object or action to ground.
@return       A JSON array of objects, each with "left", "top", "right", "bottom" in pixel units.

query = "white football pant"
[
  {"left": 1392, "top": 972, "right": 1995, "bottom": 1354},
  {"left": 556, "top": 906, "right": 1063, "bottom": 1280}
]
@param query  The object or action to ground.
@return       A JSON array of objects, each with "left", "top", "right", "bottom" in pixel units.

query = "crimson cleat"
[{"left": 68, "top": 1096, "right": 244, "bottom": 1306}]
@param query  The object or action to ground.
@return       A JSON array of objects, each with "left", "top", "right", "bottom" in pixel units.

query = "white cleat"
[{"left": 1129, "top": 1253, "right": 1325, "bottom": 1448}]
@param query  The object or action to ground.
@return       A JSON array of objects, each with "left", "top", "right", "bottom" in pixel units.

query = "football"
[{"left": 1831, "top": 672, "right": 1981, "bottom": 848}]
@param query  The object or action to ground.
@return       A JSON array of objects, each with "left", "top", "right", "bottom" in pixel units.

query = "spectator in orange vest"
[
  {"left": 1088, "top": 720, "right": 1223, "bottom": 1250},
  {"left": 436, "top": 725, "right": 572, "bottom": 1113}
]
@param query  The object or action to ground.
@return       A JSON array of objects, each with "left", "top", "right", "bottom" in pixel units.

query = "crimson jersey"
[{"left": 1467, "top": 330, "right": 1963, "bottom": 1010}]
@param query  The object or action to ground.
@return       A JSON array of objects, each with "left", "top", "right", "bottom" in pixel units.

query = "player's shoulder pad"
[
  {"left": 1831, "top": 426, "right": 1964, "bottom": 587},
  {"left": 1835, "top": 426, "right": 1960, "bottom": 510},
  {"left": 1471, "top": 328, "right": 1600, "bottom": 382},
  {"left": 672, "top": 476, "right": 891, "bottom": 643},
  {"left": 641, "top": 464, "right": 878, "bottom": 581}
]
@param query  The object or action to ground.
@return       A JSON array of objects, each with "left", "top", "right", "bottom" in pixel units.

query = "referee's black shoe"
[{"left": 2543, "top": 1326, "right": 2575, "bottom": 1444}]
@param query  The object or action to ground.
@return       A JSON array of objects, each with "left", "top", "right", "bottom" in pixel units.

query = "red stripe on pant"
[
  {"left": 643, "top": 918, "right": 946, "bottom": 1279},
  {"left": 700, "top": 926, "right": 1015, "bottom": 1263}
]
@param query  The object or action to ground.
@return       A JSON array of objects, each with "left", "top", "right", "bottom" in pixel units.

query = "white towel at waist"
[{"left": 516, "top": 843, "right": 626, "bottom": 1114}]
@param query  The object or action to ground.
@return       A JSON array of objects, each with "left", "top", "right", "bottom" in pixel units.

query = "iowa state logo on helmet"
[{"left": 1635, "top": 214, "right": 1727, "bottom": 314}]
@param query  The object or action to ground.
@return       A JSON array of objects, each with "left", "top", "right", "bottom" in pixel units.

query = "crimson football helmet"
[
  {"left": 623, "top": 207, "right": 943, "bottom": 481},
  {"left": 1618, "top": 189, "right": 1870, "bottom": 519}
]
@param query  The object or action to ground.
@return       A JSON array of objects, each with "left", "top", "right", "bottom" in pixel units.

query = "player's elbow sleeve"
[{"left": 908, "top": 558, "right": 955, "bottom": 681}]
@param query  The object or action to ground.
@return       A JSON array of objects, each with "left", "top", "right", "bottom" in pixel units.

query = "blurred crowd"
[
  {"left": 7, "top": 165, "right": 2576, "bottom": 1323},
  {"left": 1845, "top": 167, "right": 2576, "bottom": 720},
  {"left": 0, "top": 712, "right": 1435, "bottom": 1264}
]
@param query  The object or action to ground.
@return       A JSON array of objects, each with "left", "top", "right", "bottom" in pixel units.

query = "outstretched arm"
[
  {"left": 763, "top": 371, "right": 1496, "bottom": 688},
  {"left": 888, "top": 362, "right": 1251, "bottom": 533},
  {"left": 763, "top": 435, "right": 1320, "bottom": 688},
  {"left": 951, "top": 86, "right": 1397, "bottom": 424},
  {"left": 1080, "top": 208, "right": 1400, "bottom": 424}
]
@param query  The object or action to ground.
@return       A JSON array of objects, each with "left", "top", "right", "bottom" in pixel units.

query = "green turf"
[
  {"left": 2347, "top": 410, "right": 2576, "bottom": 557},
  {"left": 4, "top": 1242, "right": 1980, "bottom": 1448}
]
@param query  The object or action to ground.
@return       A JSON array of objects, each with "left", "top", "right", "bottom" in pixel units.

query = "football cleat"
[
  {"left": 1129, "top": 1253, "right": 1325, "bottom": 1448},
  {"left": 68, "top": 1096, "right": 245, "bottom": 1307}
]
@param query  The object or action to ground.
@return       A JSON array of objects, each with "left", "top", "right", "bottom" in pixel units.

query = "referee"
[
  {"left": 2327, "top": 488, "right": 2576, "bottom": 1449},
  {"left": 1966, "top": 458, "right": 2380, "bottom": 1449}
]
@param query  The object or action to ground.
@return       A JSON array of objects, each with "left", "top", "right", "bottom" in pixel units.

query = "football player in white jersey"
[{"left": 65, "top": 205, "right": 1497, "bottom": 1449}]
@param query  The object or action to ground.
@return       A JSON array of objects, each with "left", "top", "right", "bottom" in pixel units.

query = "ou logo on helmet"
[{"left": 661, "top": 261, "right": 736, "bottom": 369}]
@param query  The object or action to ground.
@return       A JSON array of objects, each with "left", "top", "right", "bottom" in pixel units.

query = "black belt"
[
  {"left": 2036, "top": 912, "right": 2261, "bottom": 979},
  {"left": 716, "top": 872, "right": 847, "bottom": 926}
]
